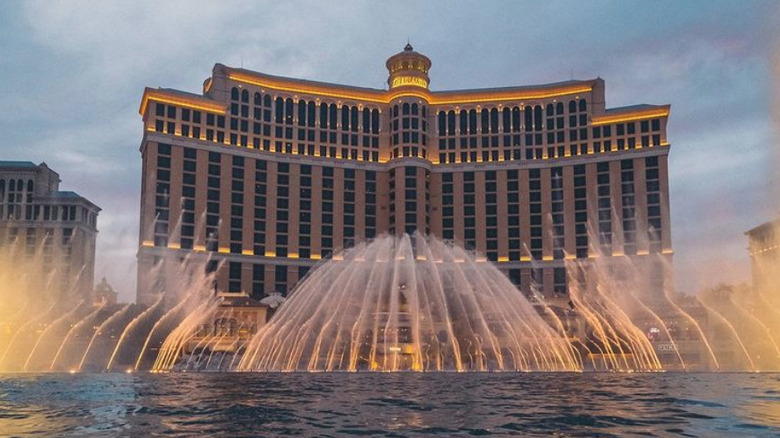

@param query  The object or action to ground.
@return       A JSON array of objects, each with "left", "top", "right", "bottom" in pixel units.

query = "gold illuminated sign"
[{"left": 391, "top": 75, "right": 428, "bottom": 89}]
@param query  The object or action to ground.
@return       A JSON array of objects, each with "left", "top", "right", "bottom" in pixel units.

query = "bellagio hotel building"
[{"left": 136, "top": 45, "right": 672, "bottom": 306}]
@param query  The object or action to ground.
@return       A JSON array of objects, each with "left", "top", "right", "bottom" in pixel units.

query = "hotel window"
[
  {"left": 275, "top": 265, "right": 288, "bottom": 295},
  {"left": 573, "top": 165, "right": 588, "bottom": 258},
  {"left": 229, "top": 156, "right": 245, "bottom": 254},
  {"left": 553, "top": 267, "right": 567, "bottom": 296},
  {"left": 154, "top": 143, "right": 171, "bottom": 247},
  {"left": 441, "top": 172, "right": 454, "bottom": 240},
  {"left": 275, "top": 162, "right": 290, "bottom": 257},
  {"left": 507, "top": 169, "right": 521, "bottom": 261},
  {"left": 180, "top": 147, "right": 197, "bottom": 249},
  {"left": 343, "top": 168, "right": 356, "bottom": 247},
  {"left": 365, "top": 170, "right": 377, "bottom": 238},
  {"left": 205, "top": 152, "right": 221, "bottom": 252},
  {"left": 646, "top": 156, "right": 662, "bottom": 252},
  {"left": 229, "top": 262, "right": 242, "bottom": 292},
  {"left": 621, "top": 159, "right": 637, "bottom": 255},
  {"left": 321, "top": 166, "right": 334, "bottom": 257},
  {"left": 463, "top": 171, "right": 476, "bottom": 249},
  {"left": 529, "top": 169, "right": 542, "bottom": 260},
  {"left": 253, "top": 159, "right": 267, "bottom": 256},
  {"left": 551, "top": 167, "right": 564, "bottom": 260},
  {"left": 596, "top": 162, "right": 612, "bottom": 252},
  {"left": 252, "top": 264, "right": 265, "bottom": 298},
  {"left": 298, "top": 165, "right": 312, "bottom": 258},
  {"left": 484, "top": 171, "right": 498, "bottom": 260}
]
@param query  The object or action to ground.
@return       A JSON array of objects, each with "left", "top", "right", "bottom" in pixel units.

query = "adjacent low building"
[
  {"left": 0, "top": 161, "right": 100, "bottom": 300},
  {"left": 136, "top": 45, "right": 673, "bottom": 306}
]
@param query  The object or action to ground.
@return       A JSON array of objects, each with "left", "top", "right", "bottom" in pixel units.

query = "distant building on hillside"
[{"left": 0, "top": 161, "right": 100, "bottom": 301}]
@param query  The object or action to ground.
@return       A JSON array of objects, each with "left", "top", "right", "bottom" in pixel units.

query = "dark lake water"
[{"left": 1, "top": 372, "right": 779, "bottom": 437}]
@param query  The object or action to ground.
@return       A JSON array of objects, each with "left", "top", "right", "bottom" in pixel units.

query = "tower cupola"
[{"left": 385, "top": 43, "right": 432, "bottom": 90}]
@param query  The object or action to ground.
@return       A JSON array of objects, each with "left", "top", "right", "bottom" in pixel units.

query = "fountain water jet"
[{"left": 238, "top": 234, "right": 580, "bottom": 372}]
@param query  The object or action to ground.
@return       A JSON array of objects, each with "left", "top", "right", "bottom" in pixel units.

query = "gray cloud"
[{"left": 0, "top": 0, "right": 776, "bottom": 301}]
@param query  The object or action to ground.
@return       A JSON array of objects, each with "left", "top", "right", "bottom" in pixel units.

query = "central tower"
[
  {"left": 386, "top": 43, "right": 432, "bottom": 90},
  {"left": 385, "top": 44, "right": 433, "bottom": 235}
]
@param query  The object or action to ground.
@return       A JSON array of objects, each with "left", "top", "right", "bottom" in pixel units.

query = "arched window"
[
  {"left": 329, "top": 104, "right": 338, "bottom": 129},
  {"left": 447, "top": 111, "right": 455, "bottom": 135},
  {"left": 422, "top": 106, "right": 427, "bottom": 118},
  {"left": 241, "top": 89, "right": 249, "bottom": 103},
  {"left": 438, "top": 111, "right": 446, "bottom": 136},
  {"left": 263, "top": 95, "right": 272, "bottom": 107},
  {"left": 468, "top": 110, "right": 477, "bottom": 134},
  {"left": 502, "top": 108, "right": 511, "bottom": 133},
  {"left": 9, "top": 179, "right": 15, "bottom": 192},
  {"left": 512, "top": 107, "right": 521, "bottom": 132},
  {"left": 524, "top": 107, "right": 533, "bottom": 132},
  {"left": 402, "top": 103, "right": 410, "bottom": 115},
  {"left": 480, "top": 109, "right": 489, "bottom": 133},
  {"left": 254, "top": 92, "right": 262, "bottom": 106},
  {"left": 411, "top": 103, "right": 418, "bottom": 116},
  {"left": 231, "top": 87, "right": 240, "bottom": 101},
  {"left": 460, "top": 110, "right": 467, "bottom": 134},
  {"left": 27, "top": 180, "right": 33, "bottom": 193},
  {"left": 534, "top": 106, "right": 542, "bottom": 131},
  {"left": 320, "top": 103, "right": 329, "bottom": 128},
  {"left": 351, "top": 106, "right": 358, "bottom": 132},
  {"left": 371, "top": 109, "right": 379, "bottom": 134},
  {"left": 275, "top": 97, "right": 284, "bottom": 123},
  {"left": 579, "top": 99, "right": 587, "bottom": 112},
  {"left": 307, "top": 101, "right": 316, "bottom": 126},
  {"left": 569, "top": 100, "right": 577, "bottom": 113},
  {"left": 363, "top": 108, "right": 371, "bottom": 133},
  {"left": 298, "top": 99, "right": 307, "bottom": 126},
  {"left": 393, "top": 105, "right": 399, "bottom": 118},
  {"left": 556, "top": 102, "right": 564, "bottom": 115},
  {"left": 546, "top": 103, "right": 554, "bottom": 118},
  {"left": 490, "top": 108, "right": 498, "bottom": 133},
  {"left": 284, "top": 99, "right": 293, "bottom": 124},
  {"left": 341, "top": 105, "right": 350, "bottom": 130},
  {"left": 0, "top": 180, "right": 5, "bottom": 203}
]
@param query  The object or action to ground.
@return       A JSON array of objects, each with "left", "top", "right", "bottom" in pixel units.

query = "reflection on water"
[{"left": 1, "top": 373, "right": 779, "bottom": 437}]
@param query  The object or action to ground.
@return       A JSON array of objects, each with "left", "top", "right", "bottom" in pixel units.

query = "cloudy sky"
[{"left": 1, "top": 1, "right": 778, "bottom": 302}]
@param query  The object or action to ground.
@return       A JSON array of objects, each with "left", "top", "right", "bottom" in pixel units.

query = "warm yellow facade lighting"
[
  {"left": 227, "top": 71, "right": 594, "bottom": 105},
  {"left": 391, "top": 76, "right": 428, "bottom": 89},
  {"left": 139, "top": 89, "right": 226, "bottom": 116},
  {"left": 591, "top": 108, "right": 669, "bottom": 126}
]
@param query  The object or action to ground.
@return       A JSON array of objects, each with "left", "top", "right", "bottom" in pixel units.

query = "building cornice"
[
  {"left": 225, "top": 66, "right": 600, "bottom": 105},
  {"left": 139, "top": 87, "right": 227, "bottom": 117}
]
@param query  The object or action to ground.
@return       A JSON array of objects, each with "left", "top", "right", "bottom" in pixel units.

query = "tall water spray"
[{"left": 238, "top": 234, "right": 581, "bottom": 372}]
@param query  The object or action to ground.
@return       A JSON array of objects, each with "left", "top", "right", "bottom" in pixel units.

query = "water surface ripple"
[{"left": 1, "top": 373, "right": 779, "bottom": 437}]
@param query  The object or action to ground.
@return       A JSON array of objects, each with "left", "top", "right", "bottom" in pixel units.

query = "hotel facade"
[
  {"left": 136, "top": 45, "right": 672, "bottom": 306},
  {"left": 0, "top": 161, "right": 100, "bottom": 300}
]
